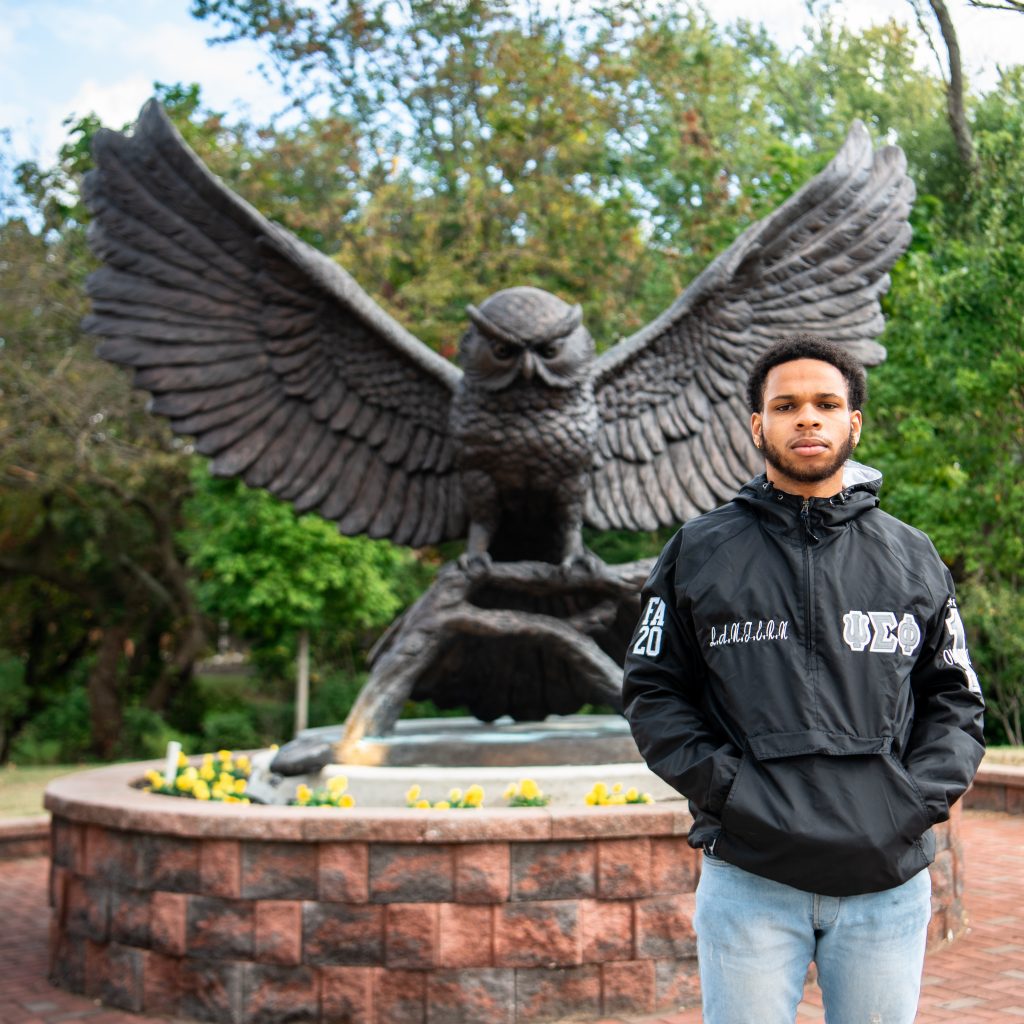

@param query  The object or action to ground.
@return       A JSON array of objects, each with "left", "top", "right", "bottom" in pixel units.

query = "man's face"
[{"left": 750, "top": 358, "right": 863, "bottom": 498}]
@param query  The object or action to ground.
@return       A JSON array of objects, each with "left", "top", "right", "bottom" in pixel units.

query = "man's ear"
[
  {"left": 750, "top": 412, "right": 763, "bottom": 449},
  {"left": 851, "top": 408, "right": 863, "bottom": 447}
]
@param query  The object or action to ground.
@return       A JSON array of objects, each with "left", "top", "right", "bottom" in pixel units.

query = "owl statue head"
[{"left": 460, "top": 286, "right": 595, "bottom": 392}]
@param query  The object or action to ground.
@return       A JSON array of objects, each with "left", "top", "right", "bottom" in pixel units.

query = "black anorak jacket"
[{"left": 623, "top": 464, "right": 985, "bottom": 897}]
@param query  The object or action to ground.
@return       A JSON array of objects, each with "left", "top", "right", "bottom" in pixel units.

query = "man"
[{"left": 623, "top": 335, "right": 985, "bottom": 1024}]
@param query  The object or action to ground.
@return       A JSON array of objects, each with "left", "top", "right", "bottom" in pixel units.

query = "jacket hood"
[{"left": 734, "top": 460, "right": 883, "bottom": 534}]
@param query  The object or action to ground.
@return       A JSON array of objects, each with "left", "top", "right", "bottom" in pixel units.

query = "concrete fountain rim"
[{"left": 43, "top": 758, "right": 691, "bottom": 844}]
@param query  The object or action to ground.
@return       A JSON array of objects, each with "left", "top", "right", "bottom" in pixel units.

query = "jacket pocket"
[{"left": 720, "top": 742, "right": 931, "bottom": 866}]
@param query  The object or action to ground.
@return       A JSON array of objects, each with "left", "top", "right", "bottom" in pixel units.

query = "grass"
[{"left": 0, "top": 763, "right": 98, "bottom": 818}]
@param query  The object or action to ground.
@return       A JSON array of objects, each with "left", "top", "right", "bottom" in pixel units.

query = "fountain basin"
[
  {"left": 45, "top": 758, "right": 702, "bottom": 1022},
  {"left": 44, "top": 751, "right": 967, "bottom": 1022}
]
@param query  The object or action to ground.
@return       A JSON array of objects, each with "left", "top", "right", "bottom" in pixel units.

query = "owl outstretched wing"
[
  {"left": 83, "top": 100, "right": 466, "bottom": 547},
  {"left": 587, "top": 121, "right": 914, "bottom": 530}
]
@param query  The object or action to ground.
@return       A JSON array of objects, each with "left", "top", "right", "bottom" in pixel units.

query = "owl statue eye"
[
  {"left": 537, "top": 341, "right": 561, "bottom": 360},
  {"left": 492, "top": 341, "right": 515, "bottom": 361}
]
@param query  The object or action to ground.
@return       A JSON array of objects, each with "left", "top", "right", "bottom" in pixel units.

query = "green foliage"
[
  {"left": 8, "top": 688, "right": 92, "bottom": 765},
  {"left": 181, "top": 468, "right": 428, "bottom": 673},
  {"left": 0, "top": 652, "right": 29, "bottom": 757},
  {"left": 857, "top": 68, "right": 1024, "bottom": 743},
  {"left": 2, "top": 0, "right": 1023, "bottom": 759},
  {"left": 199, "top": 709, "right": 264, "bottom": 754}
]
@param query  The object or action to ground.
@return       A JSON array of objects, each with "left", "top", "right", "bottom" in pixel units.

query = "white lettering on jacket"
[
  {"left": 942, "top": 598, "right": 982, "bottom": 694},
  {"left": 632, "top": 597, "right": 666, "bottom": 657},
  {"left": 842, "top": 610, "right": 922, "bottom": 656},
  {"left": 706, "top": 618, "right": 790, "bottom": 648}
]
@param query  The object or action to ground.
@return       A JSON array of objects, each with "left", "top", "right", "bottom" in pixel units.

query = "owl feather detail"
[{"left": 84, "top": 102, "right": 914, "bottom": 563}]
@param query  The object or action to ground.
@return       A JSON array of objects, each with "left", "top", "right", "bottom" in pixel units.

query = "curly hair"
[{"left": 746, "top": 335, "right": 868, "bottom": 413}]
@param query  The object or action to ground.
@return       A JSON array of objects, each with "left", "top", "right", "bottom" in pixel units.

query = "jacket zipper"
[
  {"left": 800, "top": 500, "right": 813, "bottom": 654},
  {"left": 800, "top": 499, "right": 818, "bottom": 725}
]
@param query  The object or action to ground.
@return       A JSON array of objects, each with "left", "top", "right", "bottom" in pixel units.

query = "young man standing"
[{"left": 623, "top": 335, "right": 985, "bottom": 1024}]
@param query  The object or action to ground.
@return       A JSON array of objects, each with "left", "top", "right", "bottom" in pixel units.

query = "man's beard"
[{"left": 761, "top": 426, "right": 856, "bottom": 485}]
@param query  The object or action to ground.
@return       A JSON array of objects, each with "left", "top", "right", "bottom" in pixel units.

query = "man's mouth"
[{"left": 789, "top": 437, "right": 830, "bottom": 456}]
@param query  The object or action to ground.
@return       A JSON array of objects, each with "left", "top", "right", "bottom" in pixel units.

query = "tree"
[
  {"left": 2, "top": 0, "right": 1021, "bottom": 757},
  {"left": 180, "top": 469, "right": 425, "bottom": 732},
  {"left": 0, "top": 131, "right": 204, "bottom": 757}
]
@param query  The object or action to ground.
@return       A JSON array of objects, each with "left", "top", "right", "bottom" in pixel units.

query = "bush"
[{"left": 8, "top": 687, "right": 92, "bottom": 765}]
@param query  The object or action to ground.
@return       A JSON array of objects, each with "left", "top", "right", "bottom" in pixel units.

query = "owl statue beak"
[{"left": 520, "top": 351, "right": 536, "bottom": 380}]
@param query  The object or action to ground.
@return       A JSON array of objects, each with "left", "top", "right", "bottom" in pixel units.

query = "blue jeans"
[{"left": 694, "top": 853, "right": 931, "bottom": 1024}]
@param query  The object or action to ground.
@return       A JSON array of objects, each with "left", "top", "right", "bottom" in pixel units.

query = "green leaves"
[{"left": 181, "top": 468, "right": 425, "bottom": 662}]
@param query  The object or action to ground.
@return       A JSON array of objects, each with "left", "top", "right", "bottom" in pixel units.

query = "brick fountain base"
[{"left": 44, "top": 753, "right": 967, "bottom": 1022}]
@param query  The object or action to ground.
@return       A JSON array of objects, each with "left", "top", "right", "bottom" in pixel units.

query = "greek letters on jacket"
[{"left": 622, "top": 467, "right": 986, "bottom": 898}]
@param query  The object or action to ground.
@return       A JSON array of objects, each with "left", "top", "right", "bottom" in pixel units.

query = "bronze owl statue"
[{"left": 82, "top": 101, "right": 913, "bottom": 581}]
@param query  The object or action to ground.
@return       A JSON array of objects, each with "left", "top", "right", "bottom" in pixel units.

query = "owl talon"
[
  {"left": 560, "top": 547, "right": 605, "bottom": 577},
  {"left": 458, "top": 550, "right": 493, "bottom": 576}
]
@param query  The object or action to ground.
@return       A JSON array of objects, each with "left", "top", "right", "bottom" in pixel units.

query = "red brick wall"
[
  {"left": 42, "top": 762, "right": 971, "bottom": 1023},
  {"left": 48, "top": 816, "right": 704, "bottom": 1022}
]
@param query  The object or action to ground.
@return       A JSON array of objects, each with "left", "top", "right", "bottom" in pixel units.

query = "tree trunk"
[
  {"left": 928, "top": 0, "right": 978, "bottom": 172},
  {"left": 87, "top": 625, "right": 128, "bottom": 759}
]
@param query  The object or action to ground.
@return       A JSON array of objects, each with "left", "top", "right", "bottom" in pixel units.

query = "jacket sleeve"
[
  {"left": 622, "top": 531, "right": 741, "bottom": 817},
  {"left": 903, "top": 566, "right": 985, "bottom": 825}
]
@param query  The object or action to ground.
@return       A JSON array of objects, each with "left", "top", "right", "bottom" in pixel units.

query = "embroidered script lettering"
[{"left": 707, "top": 618, "right": 789, "bottom": 648}]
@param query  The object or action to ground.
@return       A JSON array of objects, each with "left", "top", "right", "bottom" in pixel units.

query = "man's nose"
[{"left": 796, "top": 405, "right": 821, "bottom": 427}]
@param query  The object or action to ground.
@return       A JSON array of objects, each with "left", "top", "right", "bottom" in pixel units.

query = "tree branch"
[
  {"left": 967, "top": 0, "right": 1024, "bottom": 12},
  {"left": 927, "top": 0, "right": 979, "bottom": 173}
]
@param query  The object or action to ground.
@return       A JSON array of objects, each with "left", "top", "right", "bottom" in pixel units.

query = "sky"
[{"left": 2, "top": 0, "right": 1023, "bottom": 169}]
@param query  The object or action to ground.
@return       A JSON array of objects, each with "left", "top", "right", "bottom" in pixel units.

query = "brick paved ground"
[{"left": 0, "top": 810, "right": 1020, "bottom": 1023}]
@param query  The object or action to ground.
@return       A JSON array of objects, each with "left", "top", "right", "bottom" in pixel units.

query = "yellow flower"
[
  {"left": 327, "top": 775, "right": 348, "bottom": 794},
  {"left": 176, "top": 773, "right": 194, "bottom": 792},
  {"left": 406, "top": 784, "right": 421, "bottom": 803},
  {"left": 193, "top": 780, "right": 211, "bottom": 801},
  {"left": 235, "top": 755, "right": 251, "bottom": 772},
  {"left": 177, "top": 751, "right": 188, "bottom": 767},
  {"left": 211, "top": 785, "right": 225, "bottom": 800},
  {"left": 217, "top": 749, "right": 232, "bottom": 762},
  {"left": 202, "top": 753, "right": 214, "bottom": 766},
  {"left": 339, "top": 794, "right": 355, "bottom": 808},
  {"left": 434, "top": 800, "right": 451, "bottom": 810},
  {"left": 296, "top": 784, "right": 312, "bottom": 805},
  {"left": 145, "top": 769, "right": 164, "bottom": 788},
  {"left": 642, "top": 793, "right": 655, "bottom": 804},
  {"left": 200, "top": 764, "right": 216, "bottom": 781},
  {"left": 519, "top": 778, "right": 540, "bottom": 800},
  {"left": 464, "top": 784, "right": 485, "bottom": 807},
  {"left": 584, "top": 792, "right": 597, "bottom": 806},
  {"left": 414, "top": 799, "right": 431, "bottom": 809},
  {"left": 448, "top": 788, "right": 463, "bottom": 803},
  {"left": 219, "top": 772, "right": 234, "bottom": 788},
  {"left": 625, "top": 787, "right": 639, "bottom": 802},
  {"left": 182, "top": 766, "right": 198, "bottom": 781},
  {"left": 609, "top": 794, "right": 627, "bottom": 805},
  {"left": 592, "top": 782, "right": 608, "bottom": 801},
  {"left": 502, "top": 782, "right": 518, "bottom": 800},
  {"left": 234, "top": 778, "right": 247, "bottom": 795},
  {"left": 612, "top": 782, "right": 623, "bottom": 794},
  {"left": 269, "top": 743, "right": 279, "bottom": 752}
]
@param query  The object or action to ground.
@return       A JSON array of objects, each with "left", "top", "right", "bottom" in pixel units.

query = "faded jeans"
[{"left": 694, "top": 853, "right": 931, "bottom": 1024}]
